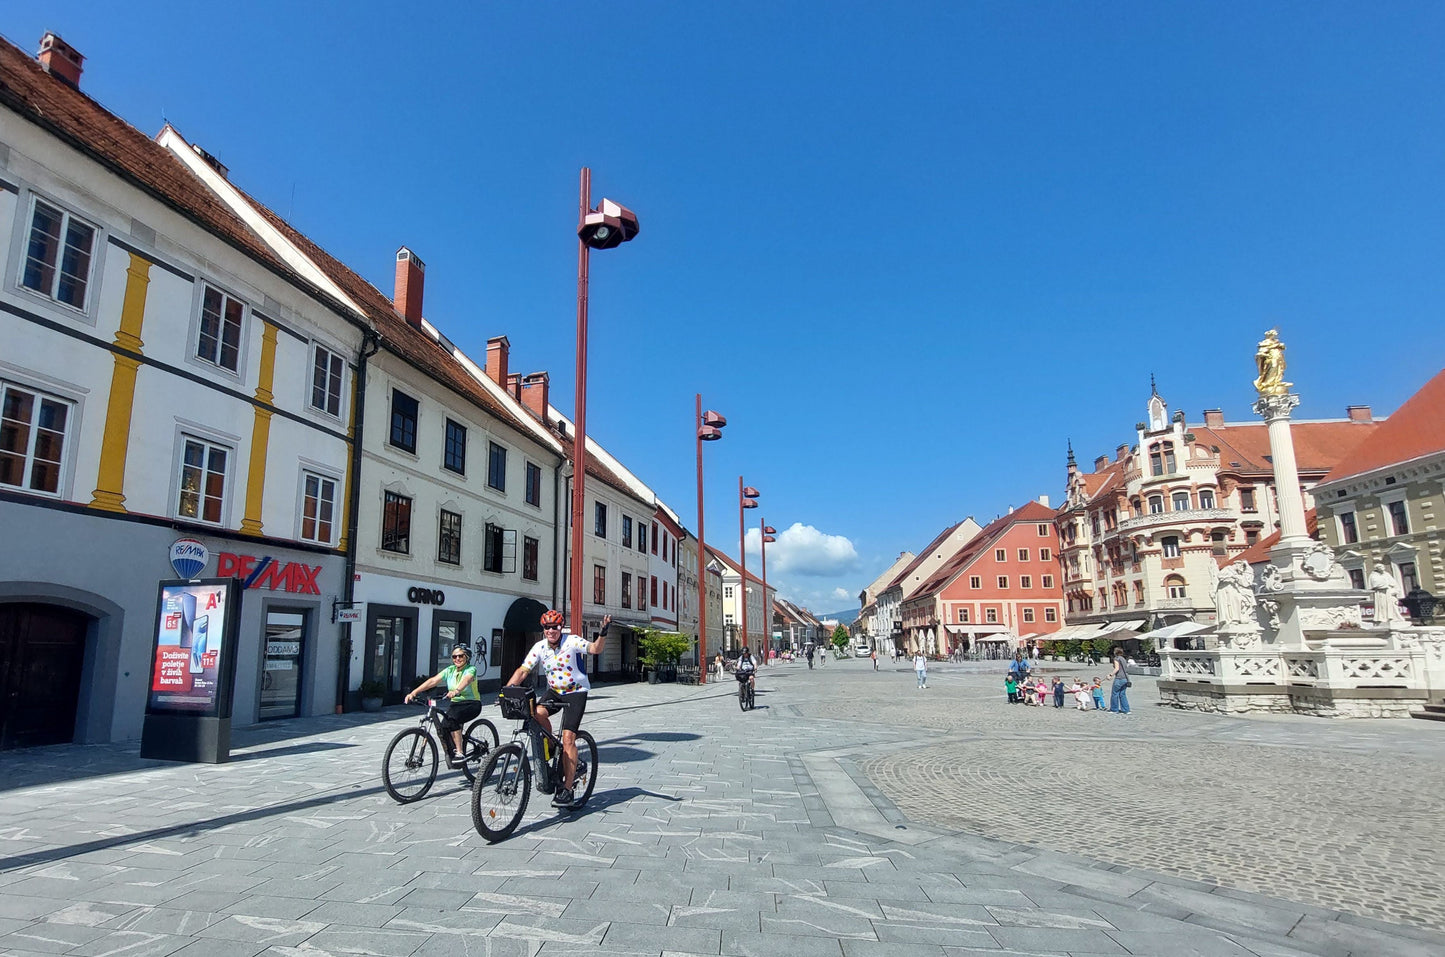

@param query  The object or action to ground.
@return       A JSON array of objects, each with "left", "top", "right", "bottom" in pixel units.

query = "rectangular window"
[
  {"left": 1018, "top": 548, "right": 1029, "bottom": 562},
  {"left": 1037, "top": 523, "right": 1049, "bottom": 536},
  {"left": 997, "top": 576, "right": 1008, "bottom": 589},
  {"left": 483, "top": 523, "right": 517, "bottom": 573},
  {"left": 177, "top": 436, "right": 229, "bottom": 524},
  {"left": 725, "top": 586, "right": 733, "bottom": 599},
  {"left": 487, "top": 441, "right": 507, "bottom": 491},
  {"left": 1199, "top": 489, "right": 1216, "bottom": 509},
  {"left": 389, "top": 390, "right": 418, "bottom": 453},
  {"left": 1045, "top": 607, "right": 1057, "bottom": 622},
  {"left": 1246, "top": 530, "right": 1259, "bottom": 545},
  {"left": 1387, "top": 500, "right": 1409, "bottom": 536},
  {"left": 1022, "top": 608, "right": 1035, "bottom": 623},
  {"left": 438, "top": 509, "right": 462, "bottom": 565},
  {"left": 593, "top": 565, "right": 606, "bottom": 605},
  {"left": 300, "top": 471, "right": 337, "bottom": 544},
  {"left": 986, "top": 608, "right": 998, "bottom": 623},
  {"left": 1039, "top": 547, "right": 1051, "bottom": 561},
  {"left": 1401, "top": 562, "right": 1419, "bottom": 592},
  {"left": 381, "top": 491, "right": 411, "bottom": 552},
  {"left": 1240, "top": 488, "right": 1256, "bottom": 512},
  {"left": 1173, "top": 491, "right": 1190, "bottom": 511},
  {"left": 1339, "top": 511, "right": 1359, "bottom": 544},
  {"left": 1042, "top": 574, "right": 1054, "bottom": 589},
  {"left": 1021, "top": 575, "right": 1032, "bottom": 589},
  {"left": 622, "top": 572, "right": 632, "bottom": 608},
  {"left": 622, "top": 515, "right": 633, "bottom": 548},
  {"left": 638, "top": 518, "right": 647, "bottom": 552},
  {"left": 957, "top": 607, "right": 969, "bottom": 623},
  {"left": 1162, "top": 536, "right": 1181, "bottom": 559},
  {"left": 311, "top": 345, "right": 344, "bottom": 417},
  {"left": 595, "top": 502, "right": 608, "bottom": 538},
  {"left": 638, "top": 578, "right": 647, "bottom": 611},
  {"left": 444, "top": 420, "right": 467, "bottom": 474},
  {"left": 995, "top": 548, "right": 1006, "bottom": 562},
  {"left": 651, "top": 576, "right": 659, "bottom": 607},
  {"left": 23, "top": 198, "right": 95, "bottom": 310},
  {"left": 651, "top": 522, "right": 659, "bottom": 555},
  {"left": 1348, "top": 568, "right": 1365, "bottom": 590},
  {"left": 196, "top": 285, "right": 244, "bottom": 372},
  {"left": 0, "top": 383, "right": 71, "bottom": 496},
  {"left": 969, "top": 576, "right": 981, "bottom": 589},
  {"left": 525, "top": 462, "right": 542, "bottom": 507},
  {"left": 523, "top": 536, "right": 539, "bottom": 581}
]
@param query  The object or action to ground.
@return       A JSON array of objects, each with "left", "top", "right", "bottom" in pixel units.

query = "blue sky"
[{"left": 16, "top": 2, "right": 1445, "bottom": 614}]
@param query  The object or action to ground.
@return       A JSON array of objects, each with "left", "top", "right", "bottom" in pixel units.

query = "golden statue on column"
[{"left": 1253, "top": 328, "right": 1291, "bottom": 396}]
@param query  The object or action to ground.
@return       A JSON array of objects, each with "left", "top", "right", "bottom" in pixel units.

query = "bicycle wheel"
[
  {"left": 569, "top": 730, "right": 599, "bottom": 808},
  {"left": 459, "top": 718, "right": 499, "bottom": 784},
  {"left": 382, "top": 728, "right": 437, "bottom": 803},
  {"left": 746, "top": 683, "right": 755, "bottom": 711},
  {"left": 472, "top": 743, "right": 530, "bottom": 842},
  {"left": 738, "top": 682, "right": 747, "bottom": 712}
]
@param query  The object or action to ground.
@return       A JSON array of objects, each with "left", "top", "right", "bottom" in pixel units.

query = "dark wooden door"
[{"left": 0, "top": 603, "right": 89, "bottom": 749}]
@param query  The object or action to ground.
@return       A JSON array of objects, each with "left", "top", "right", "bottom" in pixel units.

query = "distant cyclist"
[
  {"left": 405, "top": 644, "right": 480, "bottom": 761},
  {"left": 505, "top": 610, "right": 609, "bottom": 807},
  {"left": 735, "top": 646, "right": 758, "bottom": 694}
]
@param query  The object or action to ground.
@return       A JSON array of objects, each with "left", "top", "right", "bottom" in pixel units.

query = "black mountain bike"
[
  {"left": 382, "top": 698, "right": 498, "bottom": 803},
  {"left": 471, "top": 686, "right": 598, "bottom": 842},
  {"left": 737, "top": 672, "right": 755, "bottom": 711}
]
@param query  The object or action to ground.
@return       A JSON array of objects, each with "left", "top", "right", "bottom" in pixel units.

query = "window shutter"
[{"left": 503, "top": 529, "right": 517, "bottom": 573}]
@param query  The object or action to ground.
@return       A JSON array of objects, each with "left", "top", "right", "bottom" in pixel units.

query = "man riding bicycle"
[
  {"left": 505, "top": 609, "right": 609, "bottom": 807},
  {"left": 735, "top": 646, "right": 758, "bottom": 693},
  {"left": 404, "top": 644, "right": 480, "bottom": 761}
]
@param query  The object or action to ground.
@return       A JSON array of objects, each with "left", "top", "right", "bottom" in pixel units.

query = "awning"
[
  {"left": 945, "top": 625, "right": 968, "bottom": 635},
  {"left": 1144, "top": 620, "right": 1211, "bottom": 643},
  {"left": 1099, "top": 619, "right": 1145, "bottom": 633},
  {"left": 1044, "top": 623, "right": 1102, "bottom": 642}
]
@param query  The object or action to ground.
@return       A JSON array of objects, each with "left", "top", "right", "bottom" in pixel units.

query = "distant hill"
[{"left": 815, "top": 608, "right": 859, "bottom": 625}]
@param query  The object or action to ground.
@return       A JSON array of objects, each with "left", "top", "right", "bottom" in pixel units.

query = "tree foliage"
[
  {"left": 636, "top": 627, "right": 691, "bottom": 667},
  {"left": 831, "top": 626, "right": 850, "bottom": 654}
]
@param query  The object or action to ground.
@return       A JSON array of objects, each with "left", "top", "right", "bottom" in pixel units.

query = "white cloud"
[
  {"left": 832, "top": 587, "right": 852, "bottom": 601},
  {"left": 746, "top": 523, "right": 860, "bottom": 577}
]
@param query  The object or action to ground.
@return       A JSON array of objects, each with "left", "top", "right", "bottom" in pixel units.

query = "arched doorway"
[
  {"left": 0, "top": 603, "right": 91, "bottom": 749},
  {"left": 501, "top": 597, "right": 547, "bottom": 681}
]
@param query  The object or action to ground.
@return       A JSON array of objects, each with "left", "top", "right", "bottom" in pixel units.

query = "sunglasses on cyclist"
[{"left": 451, "top": 653, "right": 467, "bottom": 660}]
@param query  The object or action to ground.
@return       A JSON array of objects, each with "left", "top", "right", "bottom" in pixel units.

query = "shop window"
[{"left": 260, "top": 610, "right": 306, "bottom": 720}]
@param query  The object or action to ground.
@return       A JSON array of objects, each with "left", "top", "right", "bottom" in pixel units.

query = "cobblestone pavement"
[
  {"left": 832, "top": 662, "right": 1445, "bottom": 931},
  {"left": 0, "top": 658, "right": 1441, "bottom": 957}
]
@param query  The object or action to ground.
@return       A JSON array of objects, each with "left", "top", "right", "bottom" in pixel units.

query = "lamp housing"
[{"left": 579, "top": 198, "right": 640, "bottom": 249}]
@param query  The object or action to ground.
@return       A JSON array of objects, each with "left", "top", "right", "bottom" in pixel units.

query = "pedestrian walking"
[
  {"left": 1109, "top": 647, "right": 1131, "bottom": 714},
  {"left": 913, "top": 652, "right": 928, "bottom": 689},
  {"left": 1052, "top": 676, "right": 1065, "bottom": 708},
  {"left": 871, "top": 648, "right": 878, "bottom": 670}
]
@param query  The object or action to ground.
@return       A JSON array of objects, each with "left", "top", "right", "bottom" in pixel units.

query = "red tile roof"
[
  {"left": 1228, "top": 509, "right": 1318, "bottom": 567},
  {"left": 1195, "top": 420, "right": 1380, "bottom": 476},
  {"left": 885, "top": 521, "right": 964, "bottom": 591},
  {"left": 1319, "top": 369, "right": 1445, "bottom": 484},
  {"left": 706, "top": 546, "right": 766, "bottom": 588},
  {"left": 910, "top": 501, "right": 1058, "bottom": 599}
]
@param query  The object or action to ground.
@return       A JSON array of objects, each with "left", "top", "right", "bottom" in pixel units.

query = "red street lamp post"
[
  {"left": 570, "top": 168, "right": 639, "bottom": 639},
  {"left": 695, "top": 397, "right": 726, "bottom": 684},
  {"left": 760, "top": 520, "right": 776, "bottom": 658},
  {"left": 738, "top": 477, "right": 760, "bottom": 656}
]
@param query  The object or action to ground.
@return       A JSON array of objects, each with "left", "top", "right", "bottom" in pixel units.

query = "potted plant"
[
  {"left": 637, "top": 628, "right": 690, "bottom": 684},
  {"left": 359, "top": 679, "right": 387, "bottom": 712}
]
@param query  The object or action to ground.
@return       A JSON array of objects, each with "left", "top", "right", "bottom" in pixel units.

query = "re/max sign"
[{"left": 216, "top": 552, "right": 322, "bottom": 595}]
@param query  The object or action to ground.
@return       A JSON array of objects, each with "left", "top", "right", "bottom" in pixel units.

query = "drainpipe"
[{"left": 337, "top": 328, "right": 381, "bottom": 711}]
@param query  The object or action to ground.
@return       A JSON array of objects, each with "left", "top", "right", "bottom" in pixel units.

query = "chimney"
[
  {"left": 485, "top": 336, "right": 510, "bottom": 387},
  {"left": 1094, "top": 455, "right": 1109, "bottom": 470},
  {"left": 1203, "top": 409, "right": 1224, "bottom": 428},
  {"left": 1116, "top": 444, "right": 1128, "bottom": 461},
  {"left": 1346, "top": 405, "right": 1372, "bottom": 423},
  {"left": 521, "top": 372, "right": 549, "bottom": 420},
  {"left": 506, "top": 373, "right": 522, "bottom": 399},
  {"left": 38, "top": 33, "right": 84, "bottom": 88},
  {"left": 1037, "top": 494, "right": 1050, "bottom": 507},
  {"left": 393, "top": 247, "right": 425, "bottom": 329}
]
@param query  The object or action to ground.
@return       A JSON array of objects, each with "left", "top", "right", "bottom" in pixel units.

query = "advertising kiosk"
[{"left": 140, "top": 577, "right": 241, "bottom": 763}]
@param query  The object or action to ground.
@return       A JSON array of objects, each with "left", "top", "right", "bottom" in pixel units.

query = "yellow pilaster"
[
  {"left": 239, "top": 321, "right": 279, "bottom": 535},
  {"left": 337, "top": 374, "right": 359, "bottom": 553},
  {"left": 89, "top": 252, "right": 152, "bottom": 512}
]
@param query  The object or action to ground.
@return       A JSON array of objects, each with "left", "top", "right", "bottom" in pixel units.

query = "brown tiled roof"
[
  {"left": 1195, "top": 420, "right": 1381, "bottom": 476},
  {"left": 549, "top": 426, "right": 653, "bottom": 508},
  {"left": 911, "top": 501, "right": 1058, "bottom": 599},
  {"left": 1083, "top": 462, "right": 1125, "bottom": 497},
  {"left": 1228, "top": 509, "right": 1318, "bottom": 567},
  {"left": 885, "top": 521, "right": 964, "bottom": 591},
  {"left": 0, "top": 35, "right": 361, "bottom": 326},
  {"left": 1319, "top": 369, "right": 1445, "bottom": 484},
  {"left": 705, "top": 546, "right": 765, "bottom": 588}
]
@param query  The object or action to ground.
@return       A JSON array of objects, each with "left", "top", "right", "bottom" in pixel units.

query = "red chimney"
[
  {"left": 506, "top": 373, "right": 522, "bottom": 399},
  {"left": 521, "top": 372, "right": 549, "bottom": 420},
  {"left": 393, "top": 247, "right": 425, "bottom": 329},
  {"left": 485, "top": 336, "right": 510, "bottom": 387},
  {"left": 38, "top": 33, "right": 84, "bottom": 88},
  {"left": 1203, "top": 409, "right": 1224, "bottom": 428},
  {"left": 1346, "top": 405, "right": 1372, "bottom": 423}
]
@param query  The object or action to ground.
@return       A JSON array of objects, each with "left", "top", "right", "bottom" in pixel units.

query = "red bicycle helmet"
[{"left": 540, "top": 609, "right": 564, "bottom": 627}]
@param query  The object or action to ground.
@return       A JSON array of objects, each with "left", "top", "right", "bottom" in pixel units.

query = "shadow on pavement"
[
  {"left": 231, "top": 741, "right": 358, "bottom": 761},
  {"left": 0, "top": 782, "right": 392, "bottom": 873},
  {"left": 595, "top": 745, "right": 656, "bottom": 764}
]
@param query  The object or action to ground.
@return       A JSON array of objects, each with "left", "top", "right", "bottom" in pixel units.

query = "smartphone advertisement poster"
[{"left": 147, "top": 578, "right": 237, "bottom": 715}]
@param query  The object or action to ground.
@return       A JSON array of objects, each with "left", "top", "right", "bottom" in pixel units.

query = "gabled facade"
[
  {"left": 900, "top": 500, "right": 1063, "bottom": 654},
  {"left": 873, "top": 520, "right": 982, "bottom": 654},
  {"left": 1312, "top": 369, "right": 1445, "bottom": 600},
  {"left": 1058, "top": 386, "right": 1382, "bottom": 631},
  {"left": 676, "top": 530, "right": 724, "bottom": 665},
  {"left": 0, "top": 34, "right": 371, "bottom": 743},
  {"left": 708, "top": 546, "right": 776, "bottom": 654}
]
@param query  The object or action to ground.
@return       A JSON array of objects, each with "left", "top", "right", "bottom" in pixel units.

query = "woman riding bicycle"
[{"left": 405, "top": 645, "right": 481, "bottom": 761}]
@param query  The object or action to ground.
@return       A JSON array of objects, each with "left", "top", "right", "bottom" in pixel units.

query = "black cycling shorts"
[
  {"left": 537, "top": 689, "right": 588, "bottom": 733},
  {"left": 439, "top": 698, "right": 481, "bottom": 734}
]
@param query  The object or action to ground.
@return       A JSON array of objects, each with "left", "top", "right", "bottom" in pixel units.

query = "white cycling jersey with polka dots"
[{"left": 522, "top": 634, "right": 592, "bottom": 693}]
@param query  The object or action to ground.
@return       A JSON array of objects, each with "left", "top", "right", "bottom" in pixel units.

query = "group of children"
[{"left": 1006, "top": 674, "right": 1107, "bottom": 710}]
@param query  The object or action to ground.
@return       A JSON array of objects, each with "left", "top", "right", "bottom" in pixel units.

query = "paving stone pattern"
[{"left": 0, "top": 657, "right": 1440, "bottom": 957}]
